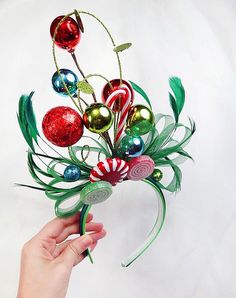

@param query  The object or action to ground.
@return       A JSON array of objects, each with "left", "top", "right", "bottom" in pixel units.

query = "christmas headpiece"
[{"left": 17, "top": 10, "right": 195, "bottom": 267}]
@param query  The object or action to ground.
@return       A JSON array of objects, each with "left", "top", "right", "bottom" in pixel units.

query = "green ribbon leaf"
[
  {"left": 169, "top": 77, "right": 185, "bottom": 123},
  {"left": 129, "top": 80, "right": 152, "bottom": 109},
  {"left": 113, "top": 43, "right": 132, "bottom": 52},
  {"left": 77, "top": 81, "right": 94, "bottom": 94},
  {"left": 169, "top": 92, "right": 179, "bottom": 123},
  {"left": 17, "top": 92, "right": 40, "bottom": 151},
  {"left": 74, "top": 10, "right": 84, "bottom": 33}
]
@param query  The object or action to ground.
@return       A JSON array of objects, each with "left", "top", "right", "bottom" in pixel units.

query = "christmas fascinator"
[{"left": 17, "top": 10, "right": 195, "bottom": 267}]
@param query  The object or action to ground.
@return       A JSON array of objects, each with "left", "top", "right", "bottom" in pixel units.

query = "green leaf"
[
  {"left": 177, "top": 149, "right": 194, "bottom": 161},
  {"left": 169, "top": 77, "right": 185, "bottom": 122},
  {"left": 129, "top": 80, "right": 152, "bottom": 109},
  {"left": 113, "top": 43, "right": 132, "bottom": 52},
  {"left": 17, "top": 113, "right": 34, "bottom": 150},
  {"left": 17, "top": 92, "right": 40, "bottom": 151},
  {"left": 169, "top": 92, "right": 179, "bottom": 123},
  {"left": 153, "top": 158, "right": 182, "bottom": 192},
  {"left": 74, "top": 10, "right": 84, "bottom": 33},
  {"left": 77, "top": 81, "right": 94, "bottom": 94},
  {"left": 154, "top": 122, "right": 194, "bottom": 159},
  {"left": 144, "top": 114, "right": 175, "bottom": 155},
  {"left": 15, "top": 183, "right": 46, "bottom": 191},
  {"left": 25, "top": 92, "right": 39, "bottom": 143}
]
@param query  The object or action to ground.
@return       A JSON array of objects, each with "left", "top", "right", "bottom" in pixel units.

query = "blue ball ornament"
[
  {"left": 52, "top": 69, "right": 78, "bottom": 96},
  {"left": 118, "top": 135, "right": 144, "bottom": 158},
  {"left": 63, "top": 165, "right": 81, "bottom": 181}
]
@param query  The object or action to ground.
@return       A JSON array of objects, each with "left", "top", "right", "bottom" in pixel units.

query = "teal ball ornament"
[
  {"left": 52, "top": 69, "right": 78, "bottom": 96},
  {"left": 118, "top": 135, "right": 144, "bottom": 158},
  {"left": 64, "top": 165, "right": 81, "bottom": 181}
]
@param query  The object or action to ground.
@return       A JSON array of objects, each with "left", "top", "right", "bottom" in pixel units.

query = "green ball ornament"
[
  {"left": 83, "top": 103, "right": 114, "bottom": 133},
  {"left": 127, "top": 104, "right": 155, "bottom": 135},
  {"left": 151, "top": 169, "right": 163, "bottom": 181}
]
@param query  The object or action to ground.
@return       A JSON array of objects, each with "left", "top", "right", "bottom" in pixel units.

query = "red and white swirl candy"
[
  {"left": 127, "top": 155, "right": 155, "bottom": 181},
  {"left": 102, "top": 80, "right": 133, "bottom": 142},
  {"left": 90, "top": 157, "right": 129, "bottom": 186}
]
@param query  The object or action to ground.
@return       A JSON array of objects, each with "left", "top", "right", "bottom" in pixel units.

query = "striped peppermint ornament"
[
  {"left": 105, "top": 84, "right": 132, "bottom": 142},
  {"left": 90, "top": 157, "right": 129, "bottom": 186}
]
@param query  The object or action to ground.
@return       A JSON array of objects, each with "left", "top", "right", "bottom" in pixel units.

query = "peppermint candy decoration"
[
  {"left": 80, "top": 181, "right": 112, "bottom": 205},
  {"left": 127, "top": 155, "right": 155, "bottom": 181},
  {"left": 105, "top": 84, "right": 132, "bottom": 142},
  {"left": 90, "top": 157, "right": 129, "bottom": 186}
]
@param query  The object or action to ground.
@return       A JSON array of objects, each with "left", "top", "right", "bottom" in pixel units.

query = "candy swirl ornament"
[
  {"left": 127, "top": 155, "right": 155, "bottom": 181},
  {"left": 80, "top": 181, "right": 113, "bottom": 205},
  {"left": 90, "top": 157, "right": 129, "bottom": 186}
]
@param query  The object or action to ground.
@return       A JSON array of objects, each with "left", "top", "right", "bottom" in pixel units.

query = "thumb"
[{"left": 58, "top": 235, "right": 93, "bottom": 267}]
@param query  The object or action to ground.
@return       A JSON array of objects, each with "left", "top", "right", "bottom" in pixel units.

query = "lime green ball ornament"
[
  {"left": 151, "top": 169, "right": 163, "bottom": 181},
  {"left": 83, "top": 103, "right": 114, "bottom": 133},
  {"left": 127, "top": 104, "right": 154, "bottom": 135}
]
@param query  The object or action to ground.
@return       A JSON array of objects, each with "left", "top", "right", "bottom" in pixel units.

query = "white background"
[{"left": 0, "top": 0, "right": 236, "bottom": 297}]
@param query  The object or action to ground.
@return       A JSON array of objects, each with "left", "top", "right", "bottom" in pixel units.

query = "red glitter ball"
[
  {"left": 102, "top": 79, "right": 134, "bottom": 112},
  {"left": 50, "top": 15, "right": 81, "bottom": 52},
  {"left": 42, "top": 106, "right": 84, "bottom": 147}
]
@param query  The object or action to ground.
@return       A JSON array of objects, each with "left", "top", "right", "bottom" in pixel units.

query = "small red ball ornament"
[
  {"left": 50, "top": 15, "right": 81, "bottom": 53},
  {"left": 42, "top": 106, "right": 84, "bottom": 147},
  {"left": 102, "top": 79, "right": 134, "bottom": 112}
]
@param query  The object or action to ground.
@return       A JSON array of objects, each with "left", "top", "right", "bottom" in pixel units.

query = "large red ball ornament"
[
  {"left": 50, "top": 16, "right": 81, "bottom": 53},
  {"left": 42, "top": 106, "right": 84, "bottom": 147},
  {"left": 102, "top": 79, "right": 134, "bottom": 112}
]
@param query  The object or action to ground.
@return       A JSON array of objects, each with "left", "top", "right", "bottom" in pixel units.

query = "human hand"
[{"left": 17, "top": 212, "right": 106, "bottom": 298}]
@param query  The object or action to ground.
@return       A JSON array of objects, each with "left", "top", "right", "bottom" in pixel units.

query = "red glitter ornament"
[
  {"left": 102, "top": 79, "right": 134, "bottom": 112},
  {"left": 90, "top": 157, "right": 129, "bottom": 186},
  {"left": 50, "top": 15, "right": 81, "bottom": 53},
  {"left": 42, "top": 106, "right": 84, "bottom": 147}
]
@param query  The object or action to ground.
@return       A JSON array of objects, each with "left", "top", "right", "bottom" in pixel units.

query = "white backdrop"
[{"left": 0, "top": 0, "right": 236, "bottom": 297}]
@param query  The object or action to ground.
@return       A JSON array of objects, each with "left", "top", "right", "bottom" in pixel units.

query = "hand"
[{"left": 17, "top": 212, "right": 106, "bottom": 298}]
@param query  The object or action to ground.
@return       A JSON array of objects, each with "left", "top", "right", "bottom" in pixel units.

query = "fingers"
[
  {"left": 55, "top": 222, "right": 103, "bottom": 243},
  {"left": 36, "top": 212, "right": 93, "bottom": 240},
  {"left": 88, "top": 229, "right": 106, "bottom": 243},
  {"left": 57, "top": 229, "right": 106, "bottom": 267},
  {"left": 53, "top": 238, "right": 98, "bottom": 258},
  {"left": 90, "top": 241, "right": 98, "bottom": 252}
]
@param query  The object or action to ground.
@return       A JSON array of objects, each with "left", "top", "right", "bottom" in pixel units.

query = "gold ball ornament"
[
  {"left": 127, "top": 104, "right": 155, "bottom": 135},
  {"left": 83, "top": 103, "right": 114, "bottom": 133},
  {"left": 151, "top": 169, "right": 163, "bottom": 181}
]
